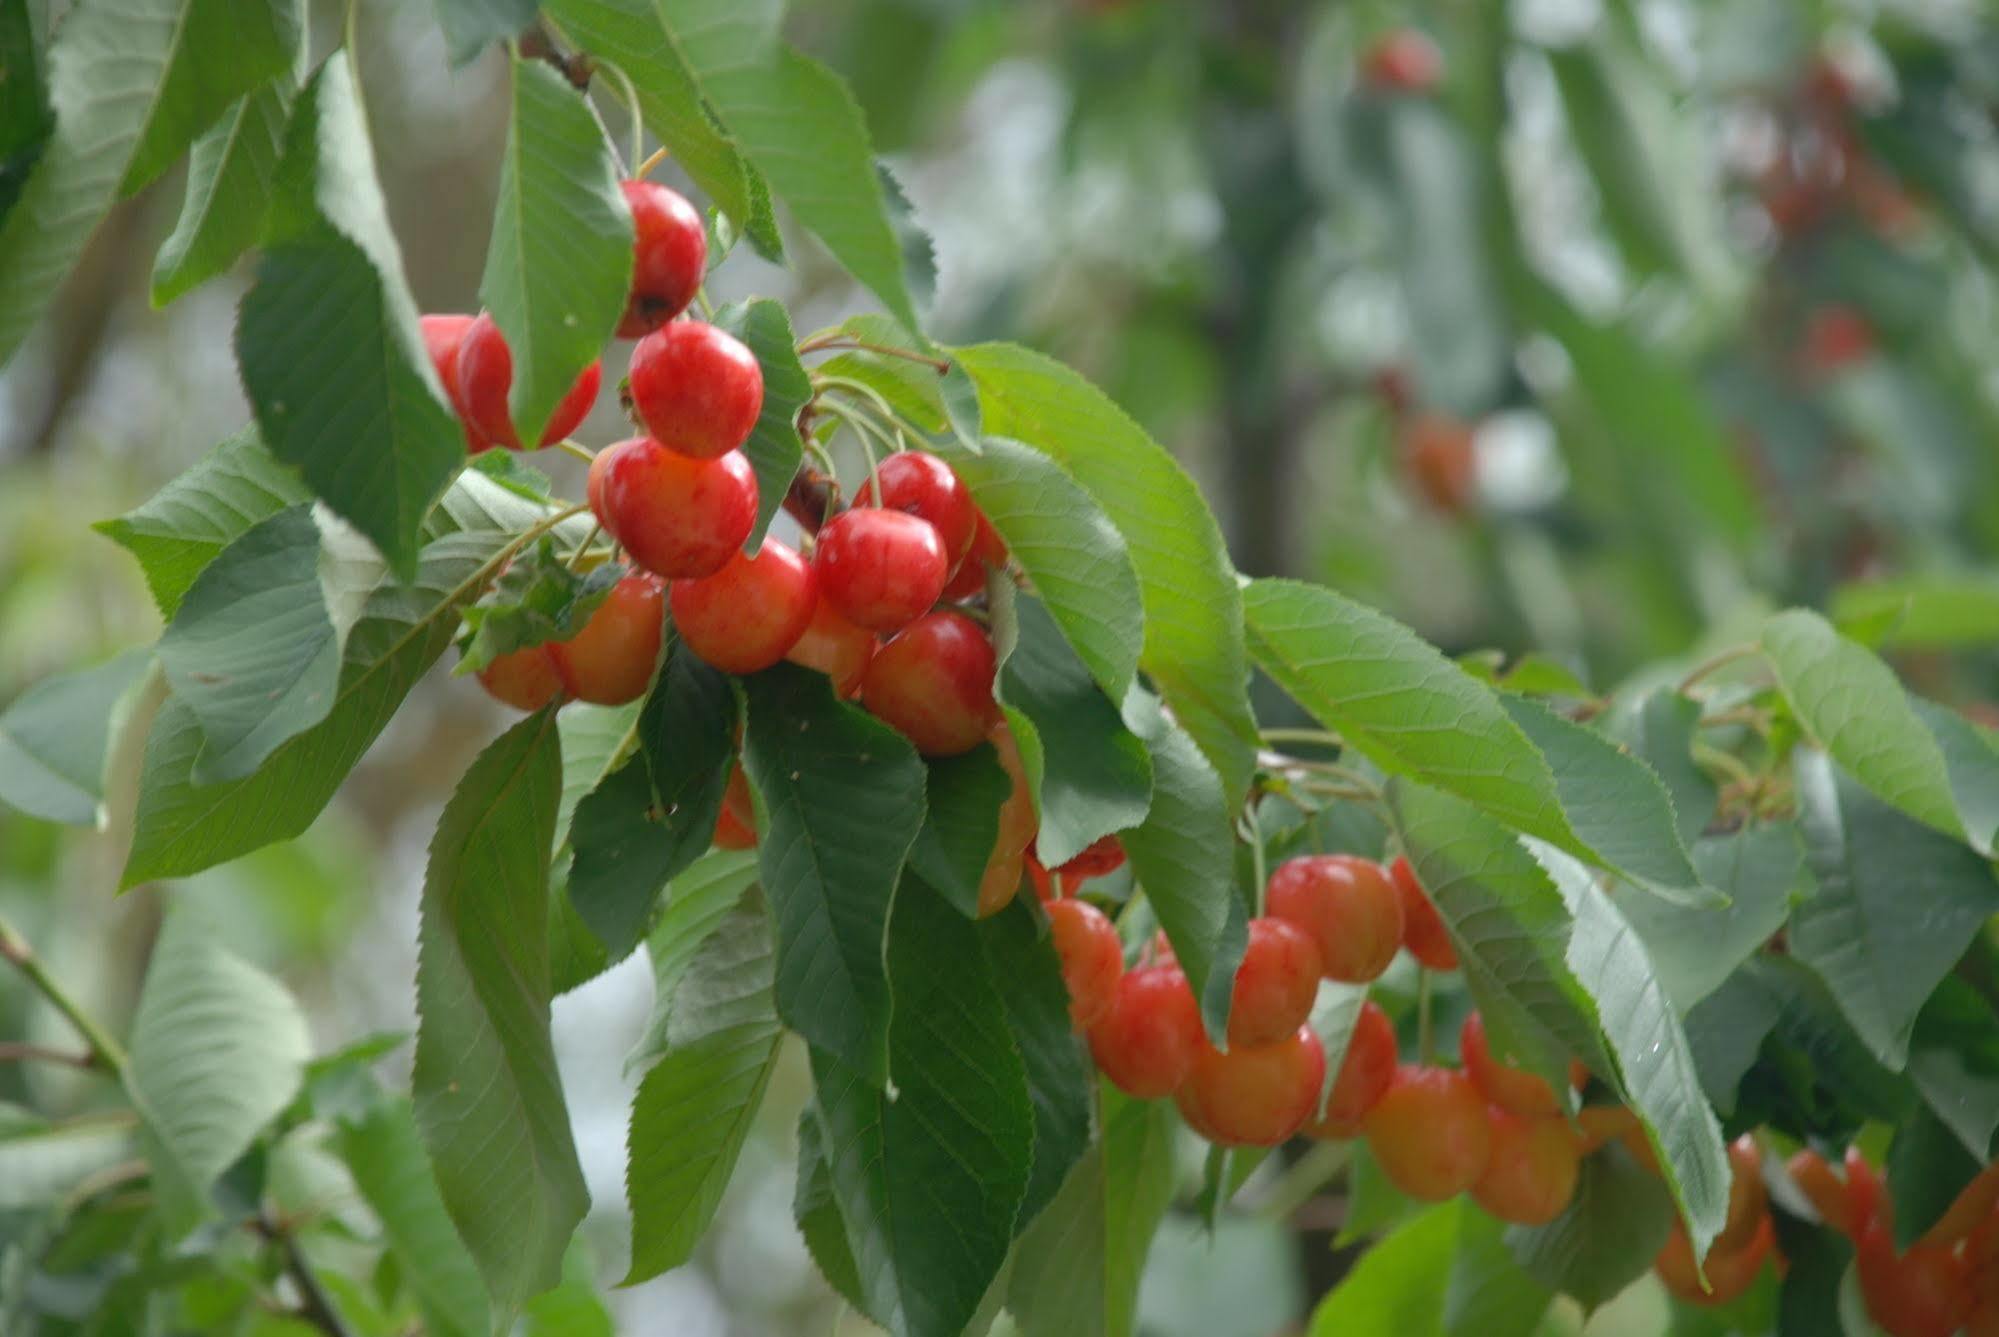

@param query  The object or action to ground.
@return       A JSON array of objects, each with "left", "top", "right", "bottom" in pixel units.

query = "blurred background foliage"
[{"left": 5, "top": 0, "right": 1999, "bottom": 1331}]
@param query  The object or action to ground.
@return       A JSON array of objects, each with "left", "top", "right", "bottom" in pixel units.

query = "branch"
[
  {"left": 0, "top": 915, "right": 127, "bottom": 1075},
  {"left": 518, "top": 23, "right": 594, "bottom": 90},
  {"left": 254, "top": 1212, "right": 355, "bottom": 1337}
]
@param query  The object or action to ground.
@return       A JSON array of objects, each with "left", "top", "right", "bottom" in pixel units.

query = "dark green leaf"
[
  {"left": 152, "top": 76, "right": 295, "bottom": 305},
  {"left": 907, "top": 744, "right": 1010, "bottom": 918},
  {"left": 454, "top": 540, "right": 621, "bottom": 674},
  {"left": 625, "top": 849, "right": 762, "bottom": 1074},
  {"left": 238, "top": 53, "right": 463, "bottom": 578},
  {"left": 1504, "top": 1148, "right": 1672, "bottom": 1315},
  {"left": 980, "top": 899, "right": 1091, "bottom": 1227},
  {"left": 957, "top": 342, "right": 1258, "bottom": 807},
  {"left": 0, "top": 649, "right": 150, "bottom": 825},
  {"left": 0, "top": 0, "right": 52, "bottom": 228},
  {"left": 480, "top": 57, "right": 631, "bottom": 448},
  {"left": 1775, "top": 1211, "right": 1852, "bottom": 1337},
  {"left": 1910, "top": 697, "right": 1999, "bottom": 858},
  {"left": 1620, "top": 824, "right": 1806, "bottom": 1011},
  {"left": 794, "top": 1112, "right": 870, "bottom": 1313},
  {"left": 434, "top": 0, "right": 537, "bottom": 67},
  {"left": 412, "top": 712, "right": 587, "bottom": 1311},
  {"left": 743, "top": 663, "right": 926, "bottom": 1083},
  {"left": 1908, "top": 979, "right": 1999, "bottom": 1161},
  {"left": 712, "top": 299, "right": 811, "bottom": 548},
  {"left": 1886, "top": 1105, "right": 1979, "bottom": 1250}
]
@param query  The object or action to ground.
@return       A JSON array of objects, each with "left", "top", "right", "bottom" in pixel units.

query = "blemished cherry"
[
  {"left": 1087, "top": 966, "right": 1203, "bottom": 1098},
  {"left": 627, "top": 321, "right": 763, "bottom": 459},
  {"left": 1389, "top": 856, "right": 1458, "bottom": 970},
  {"left": 1362, "top": 28, "right": 1443, "bottom": 93},
  {"left": 478, "top": 645, "right": 564, "bottom": 711},
  {"left": 1472, "top": 1111, "right": 1581, "bottom": 1226},
  {"left": 1460, "top": 1011, "right": 1559, "bottom": 1117},
  {"left": 455, "top": 312, "right": 602, "bottom": 450},
  {"left": 1177, "top": 1025, "right": 1326, "bottom": 1147},
  {"left": 1303, "top": 999, "right": 1398, "bottom": 1139},
  {"left": 617, "top": 180, "right": 707, "bottom": 338},
  {"left": 976, "top": 722, "right": 1037, "bottom": 917},
  {"left": 861, "top": 611, "right": 997, "bottom": 756},
  {"left": 1656, "top": 1217, "right": 1775, "bottom": 1307},
  {"left": 669, "top": 539, "right": 816, "bottom": 674},
  {"left": 1265, "top": 854, "right": 1404, "bottom": 984},
  {"left": 595, "top": 438, "right": 757, "bottom": 579},
  {"left": 420, "top": 313, "right": 489, "bottom": 452},
  {"left": 546, "top": 571, "right": 664, "bottom": 705},
  {"left": 1715, "top": 1136, "right": 1768, "bottom": 1253},
  {"left": 815, "top": 508, "right": 950, "bottom": 632},
  {"left": 1858, "top": 1224, "right": 1972, "bottom": 1337},
  {"left": 1227, "top": 917, "right": 1324, "bottom": 1047},
  {"left": 784, "top": 598, "right": 876, "bottom": 697},
  {"left": 940, "top": 509, "right": 1008, "bottom": 600},
  {"left": 854, "top": 452, "right": 978, "bottom": 574},
  {"left": 1363, "top": 1065, "right": 1491, "bottom": 1201},
  {"left": 1047, "top": 899, "right": 1123, "bottom": 1028}
]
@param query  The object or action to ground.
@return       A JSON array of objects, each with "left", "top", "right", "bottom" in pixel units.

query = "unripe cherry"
[
  {"left": 1087, "top": 966, "right": 1203, "bottom": 1098},
  {"left": 420, "top": 313, "right": 490, "bottom": 452},
  {"left": 1389, "top": 855, "right": 1458, "bottom": 970},
  {"left": 861, "top": 611, "right": 997, "bottom": 756},
  {"left": 1177, "top": 1025, "right": 1326, "bottom": 1147},
  {"left": 815, "top": 508, "right": 950, "bottom": 632},
  {"left": 1471, "top": 1111, "right": 1581, "bottom": 1226},
  {"left": 1265, "top": 854, "right": 1404, "bottom": 983},
  {"left": 455, "top": 312, "right": 602, "bottom": 449},
  {"left": 784, "top": 598, "right": 876, "bottom": 697},
  {"left": 1227, "top": 917, "right": 1324, "bottom": 1047},
  {"left": 1363, "top": 1065, "right": 1491, "bottom": 1200},
  {"left": 546, "top": 571, "right": 664, "bottom": 705},
  {"left": 617, "top": 180, "right": 707, "bottom": 338},
  {"left": 1046, "top": 899, "right": 1123, "bottom": 1028},
  {"left": 627, "top": 321, "right": 763, "bottom": 459},
  {"left": 1460, "top": 1011, "right": 1559, "bottom": 1117},
  {"left": 669, "top": 539, "right": 817, "bottom": 674},
  {"left": 596, "top": 438, "right": 757, "bottom": 579},
  {"left": 1303, "top": 1000, "right": 1398, "bottom": 1139},
  {"left": 853, "top": 452, "right": 978, "bottom": 573}
]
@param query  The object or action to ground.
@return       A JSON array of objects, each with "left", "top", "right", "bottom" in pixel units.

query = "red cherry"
[
  {"left": 1859, "top": 1224, "right": 1971, "bottom": 1337},
  {"left": 1053, "top": 834, "right": 1127, "bottom": 881},
  {"left": 860, "top": 611, "right": 996, "bottom": 756},
  {"left": 814, "top": 508, "right": 950, "bottom": 632},
  {"left": 586, "top": 440, "right": 622, "bottom": 529},
  {"left": 1460, "top": 1011, "right": 1559, "bottom": 1117},
  {"left": 1265, "top": 854, "right": 1405, "bottom": 983},
  {"left": 478, "top": 646, "right": 564, "bottom": 711},
  {"left": 1363, "top": 1065, "right": 1491, "bottom": 1200},
  {"left": 1227, "top": 917, "right": 1323, "bottom": 1047},
  {"left": 784, "top": 598, "right": 876, "bottom": 698},
  {"left": 939, "top": 509, "right": 1008, "bottom": 600},
  {"left": 1472, "top": 1111, "right": 1581, "bottom": 1226},
  {"left": 455, "top": 312, "right": 601, "bottom": 449},
  {"left": 976, "top": 722, "right": 1037, "bottom": 918},
  {"left": 1715, "top": 1136, "right": 1769, "bottom": 1253},
  {"left": 1046, "top": 899, "right": 1123, "bottom": 1028},
  {"left": 1087, "top": 966, "right": 1202, "bottom": 1098},
  {"left": 1177, "top": 1025, "right": 1326, "bottom": 1147},
  {"left": 627, "top": 321, "right": 763, "bottom": 460},
  {"left": 1656, "top": 1217, "right": 1776, "bottom": 1307},
  {"left": 1390, "top": 856, "right": 1458, "bottom": 970},
  {"left": 1362, "top": 28, "right": 1443, "bottom": 93},
  {"left": 420, "top": 313, "right": 490, "bottom": 452},
  {"left": 597, "top": 438, "right": 757, "bottom": 579},
  {"left": 669, "top": 539, "right": 816, "bottom": 675},
  {"left": 617, "top": 180, "right": 707, "bottom": 338},
  {"left": 546, "top": 571, "right": 664, "bottom": 706},
  {"left": 854, "top": 453, "right": 978, "bottom": 573},
  {"left": 713, "top": 766, "right": 756, "bottom": 849},
  {"left": 1303, "top": 999, "right": 1398, "bottom": 1139}
]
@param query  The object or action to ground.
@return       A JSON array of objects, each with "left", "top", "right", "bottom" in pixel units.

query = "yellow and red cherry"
[
  {"left": 1363, "top": 1064, "right": 1491, "bottom": 1201},
  {"left": 1046, "top": 898, "right": 1123, "bottom": 1028},
  {"left": 669, "top": 539, "right": 817, "bottom": 674},
  {"left": 1227, "top": 917, "right": 1324, "bottom": 1047},
  {"left": 1303, "top": 999, "right": 1398, "bottom": 1139},
  {"left": 1176, "top": 1025, "right": 1326, "bottom": 1147},
  {"left": 1087, "top": 966, "right": 1203, "bottom": 1099},
  {"left": 784, "top": 598, "right": 876, "bottom": 698},
  {"left": 853, "top": 452, "right": 978, "bottom": 574},
  {"left": 1472, "top": 1111, "right": 1581, "bottom": 1226},
  {"left": 1389, "top": 855, "right": 1458, "bottom": 970},
  {"left": 594, "top": 437, "right": 757, "bottom": 579},
  {"left": 1265, "top": 854, "right": 1405, "bottom": 983},
  {"left": 860, "top": 610, "right": 997, "bottom": 756}
]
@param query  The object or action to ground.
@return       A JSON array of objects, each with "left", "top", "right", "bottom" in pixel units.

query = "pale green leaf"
[
  {"left": 433, "top": 0, "right": 537, "bottom": 66},
  {"left": 0, "top": 649, "right": 150, "bottom": 825},
  {"left": 151, "top": 76, "right": 293, "bottom": 305}
]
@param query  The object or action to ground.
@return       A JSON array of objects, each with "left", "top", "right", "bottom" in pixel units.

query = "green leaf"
[
  {"left": 980, "top": 900, "right": 1092, "bottom": 1226},
  {"left": 933, "top": 435, "right": 1143, "bottom": 703},
  {"left": 1886, "top": 1105, "right": 1980, "bottom": 1249},
  {"left": 624, "top": 884, "right": 782, "bottom": 1283},
  {"left": 412, "top": 713, "right": 587, "bottom": 1312},
  {"left": 712, "top": 298, "right": 811, "bottom": 549},
  {"left": 742, "top": 663, "right": 926, "bottom": 1083},
  {"left": 455, "top": 540, "right": 621, "bottom": 674},
  {"left": 0, "top": 649, "right": 150, "bottom": 825},
  {"left": 433, "top": 0, "right": 537, "bottom": 66},
  {"left": 1309, "top": 980, "right": 1371, "bottom": 1119},
  {"left": 1831, "top": 574, "right": 1999, "bottom": 650},
  {"left": 624, "top": 849, "right": 762, "bottom": 1074},
  {"left": 1599, "top": 688, "right": 1717, "bottom": 847},
  {"left": 152, "top": 75, "right": 294, "bottom": 305},
  {"left": 0, "top": 1115, "right": 137, "bottom": 1211},
  {"left": 124, "top": 470, "right": 577, "bottom": 883},
  {"left": 1792, "top": 751, "right": 1999, "bottom": 1069},
  {"left": 956, "top": 342, "right": 1257, "bottom": 807},
  {"left": 1761, "top": 610, "right": 1965, "bottom": 845},
  {"left": 794, "top": 1113, "right": 870, "bottom": 1313},
  {"left": 1908, "top": 979, "right": 1999, "bottom": 1162},
  {"left": 238, "top": 52, "right": 463, "bottom": 578},
  {"left": 0, "top": 0, "right": 295, "bottom": 358},
  {"left": 555, "top": 701, "right": 638, "bottom": 842},
  {"left": 1009, "top": 1088, "right": 1177, "bottom": 1337},
  {"left": 1309, "top": 1201, "right": 1549, "bottom": 1337},
  {"left": 907, "top": 743, "right": 1009, "bottom": 919},
  {"left": 812, "top": 315, "right": 950, "bottom": 433},
  {"left": 94, "top": 426, "right": 312, "bottom": 618},
  {"left": 333, "top": 1096, "right": 490, "bottom": 1337},
  {"left": 1910, "top": 697, "right": 1999, "bottom": 858},
  {"left": 0, "top": 0, "right": 53, "bottom": 229},
  {"left": 480, "top": 57, "right": 630, "bottom": 448},
  {"left": 997, "top": 594, "right": 1151, "bottom": 868},
  {"left": 155, "top": 505, "right": 386, "bottom": 785},
  {"left": 1619, "top": 825, "right": 1806, "bottom": 1012},
  {"left": 1120, "top": 686, "right": 1248, "bottom": 1044},
  {"left": 126, "top": 908, "right": 310, "bottom": 1228},
  {"left": 809, "top": 884, "right": 1033, "bottom": 1337},
  {"left": 1504, "top": 1148, "right": 1672, "bottom": 1315}
]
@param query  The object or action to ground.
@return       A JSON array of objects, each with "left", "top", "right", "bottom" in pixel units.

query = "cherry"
[
  {"left": 617, "top": 180, "right": 707, "bottom": 338},
  {"left": 1054, "top": 834, "right": 1127, "bottom": 881},
  {"left": 1847, "top": 1147, "right": 1889, "bottom": 1238},
  {"left": 1265, "top": 854, "right": 1404, "bottom": 984},
  {"left": 1859, "top": 1224, "right": 1972, "bottom": 1337},
  {"left": 1177, "top": 1025, "right": 1326, "bottom": 1147},
  {"left": 627, "top": 321, "right": 763, "bottom": 459},
  {"left": 1025, "top": 853, "right": 1056, "bottom": 904},
  {"left": 669, "top": 539, "right": 816, "bottom": 674},
  {"left": 713, "top": 766, "right": 756, "bottom": 850},
  {"left": 478, "top": 645, "right": 564, "bottom": 711},
  {"left": 1920, "top": 1163, "right": 1999, "bottom": 1250},
  {"left": 939, "top": 509, "right": 1008, "bottom": 600},
  {"left": 595, "top": 437, "right": 757, "bottom": 579},
  {"left": 814, "top": 508, "right": 950, "bottom": 632},
  {"left": 1714, "top": 1136, "right": 1768, "bottom": 1253},
  {"left": 455, "top": 312, "right": 602, "bottom": 449},
  {"left": 1047, "top": 899, "right": 1123, "bottom": 1027},
  {"left": 546, "top": 571, "right": 664, "bottom": 705},
  {"left": 1087, "top": 966, "right": 1203, "bottom": 1099},
  {"left": 1303, "top": 999, "right": 1398, "bottom": 1139},
  {"left": 1227, "top": 917, "right": 1324, "bottom": 1047},
  {"left": 1574, "top": 1104, "right": 1640, "bottom": 1153},
  {"left": 860, "top": 611, "right": 997, "bottom": 756},
  {"left": 1460, "top": 1011, "right": 1559, "bottom": 1117},
  {"left": 976, "top": 722, "right": 1037, "bottom": 917},
  {"left": 1398, "top": 413, "right": 1476, "bottom": 516},
  {"left": 1389, "top": 856, "right": 1458, "bottom": 970},
  {"left": 1363, "top": 1065, "right": 1491, "bottom": 1201},
  {"left": 586, "top": 439, "right": 622, "bottom": 524},
  {"left": 1802, "top": 304, "right": 1874, "bottom": 374},
  {"left": 1787, "top": 1148, "right": 1860, "bottom": 1237},
  {"left": 784, "top": 598, "right": 876, "bottom": 697},
  {"left": 1656, "top": 1217, "right": 1775, "bottom": 1307},
  {"left": 1472, "top": 1111, "right": 1581, "bottom": 1226},
  {"left": 1362, "top": 28, "right": 1443, "bottom": 93},
  {"left": 420, "top": 313, "right": 490, "bottom": 452},
  {"left": 854, "top": 453, "right": 978, "bottom": 574}
]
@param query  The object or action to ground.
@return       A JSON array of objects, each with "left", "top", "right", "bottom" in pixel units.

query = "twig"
[
  {"left": 795, "top": 335, "right": 952, "bottom": 374},
  {"left": 0, "top": 915, "right": 127, "bottom": 1075},
  {"left": 0, "top": 1042, "right": 96, "bottom": 1069},
  {"left": 1678, "top": 644, "right": 1759, "bottom": 694},
  {"left": 518, "top": 23, "right": 595, "bottom": 91},
  {"left": 255, "top": 1212, "right": 355, "bottom": 1337}
]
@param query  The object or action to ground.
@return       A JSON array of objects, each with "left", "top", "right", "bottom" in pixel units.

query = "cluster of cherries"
[{"left": 426, "top": 176, "right": 1014, "bottom": 759}]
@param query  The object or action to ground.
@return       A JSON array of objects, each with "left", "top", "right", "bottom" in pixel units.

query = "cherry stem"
[
  {"left": 636, "top": 146, "right": 670, "bottom": 178},
  {"left": 812, "top": 374, "right": 911, "bottom": 449},
  {"left": 1255, "top": 1139, "right": 1352, "bottom": 1221},
  {"left": 1416, "top": 968, "right": 1435, "bottom": 1065},
  {"left": 1240, "top": 802, "right": 1269, "bottom": 915},
  {"left": 795, "top": 335, "right": 952, "bottom": 375},
  {"left": 1259, "top": 726, "right": 1344, "bottom": 749},
  {"left": 551, "top": 438, "right": 596, "bottom": 465},
  {"left": 695, "top": 287, "right": 715, "bottom": 319},
  {"left": 0, "top": 914, "right": 127, "bottom": 1076},
  {"left": 1677, "top": 643, "right": 1760, "bottom": 694},
  {"left": 566, "top": 520, "right": 603, "bottom": 572}
]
